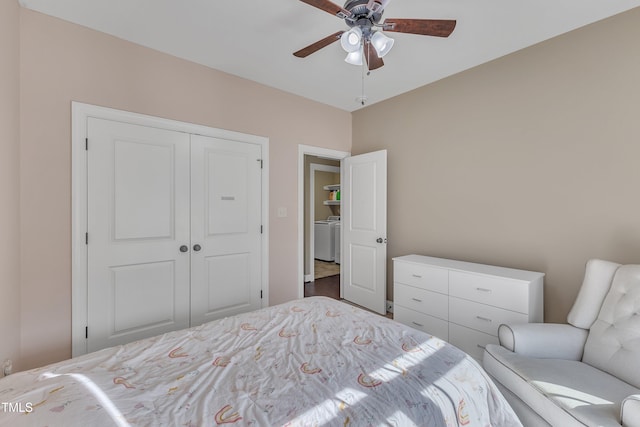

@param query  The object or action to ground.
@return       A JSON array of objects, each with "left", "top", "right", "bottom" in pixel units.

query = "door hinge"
[
  {"left": 85, "top": 138, "right": 88, "bottom": 150},
  {"left": 260, "top": 225, "right": 263, "bottom": 234},
  {"left": 85, "top": 232, "right": 88, "bottom": 245},
  {"left": 85, "top": 326, "right": 88, "bottom": 339},
  {"left": 260, "top": 290, "right": 263, "bottom": 299},
  {"left": 257, "top": 159, "right": 263, "bottom": 169}
]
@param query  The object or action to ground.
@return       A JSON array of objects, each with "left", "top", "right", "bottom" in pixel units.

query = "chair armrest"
[
  {"left": 498, "top": 323, "right": 588, "bottom": 360},
  {"left": 622, "top": 395, "right": 640, "bottom": 427}
]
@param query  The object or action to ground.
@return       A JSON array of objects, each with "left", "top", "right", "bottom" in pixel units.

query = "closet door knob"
[
  {"left": 179, "top": 245, "right": 189, "bottom": 253},
  {"left": 193, "top": 244, "right": 202, "bottom": 252}
]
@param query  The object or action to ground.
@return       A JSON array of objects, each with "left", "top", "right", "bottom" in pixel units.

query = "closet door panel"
[
  {"left": 190, "top": 135, "right": 262, "bottom": 326},
  {"left": 87, "top": 118, "right": 191, "bottom": 353},
  {"left": 207, "top": 150, "right": 249, "bottom": 235},
  {"left": 112, "top": 140, "right": 174, "bottom": 240},
  {"left": 205, "top": 253, "right": 251, "bottom": 312}
]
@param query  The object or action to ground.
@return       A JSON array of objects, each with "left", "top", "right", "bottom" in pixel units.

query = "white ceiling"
[{"left": 19, "top": 0, "right": 640, "bottom": 112}]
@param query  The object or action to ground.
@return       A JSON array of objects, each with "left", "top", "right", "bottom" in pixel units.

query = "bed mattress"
[{"left": 0, "top": 297, "right": 520, "bottom": 426}]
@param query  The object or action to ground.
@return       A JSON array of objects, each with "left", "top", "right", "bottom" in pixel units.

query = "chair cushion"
[
  {"left": 484, "top": 344, "right": 640, "bottom": 427},
  {"left": 567, "top": 259, "right": 620, "bottom": 330},
  {"left": 582, "top": 265, "right": 640, "bottom": 388},
  {"left": 498, "top": 323, "right": 588, "bottom": 360},
  {"left": 621, "top": 395, "right": 640, "bottom": 427}
]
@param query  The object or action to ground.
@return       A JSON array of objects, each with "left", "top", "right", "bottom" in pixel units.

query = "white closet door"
[
  {"left": 87, "top": 118, "right": 191, "bottom": 352},
  {"left": 190, "top": 135, "right": 263, "bottom": 326}
]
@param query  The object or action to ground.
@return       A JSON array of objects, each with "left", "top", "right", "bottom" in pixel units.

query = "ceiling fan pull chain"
[
  {"left": 366, "top": 41, "right": 371, "bottom": 76},
  {"left": 360, "top": 56, "right": 365, "bottom": 105},
  {"left": 360, "top": 47, "right": 367, "bottom": 106}
]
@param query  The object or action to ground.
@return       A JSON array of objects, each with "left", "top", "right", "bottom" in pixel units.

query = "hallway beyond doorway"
[{"left": 314, "top": 259, "right": 340, "bottom": 279}]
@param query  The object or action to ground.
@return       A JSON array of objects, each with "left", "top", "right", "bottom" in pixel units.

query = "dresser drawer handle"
[
  {"left": 411, "top": 297, "right": 423, "bottom": 303},
  {"left": 412, "top": 274, "right": 422, "bottom": 278},
  {"left": 477, "top": 344, "right": 487, "bottom": 350},
  {"left": 476, "top": 287, "right": 492, "bottom": 293},
  {"left": 411, "top": 321, "right": 424, "bottom": 327},
  {"left": 476, "top": 316, "right": 492, "bottom": 322}
]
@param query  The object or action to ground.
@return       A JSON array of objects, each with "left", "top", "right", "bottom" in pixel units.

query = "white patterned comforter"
[{"left": 0, "top": 297, "right": 520, "bottom": 426}]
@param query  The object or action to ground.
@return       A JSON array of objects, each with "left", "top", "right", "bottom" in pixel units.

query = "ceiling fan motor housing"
[{"left": 343, "top": 0, "right": 383, "bottom": 33}]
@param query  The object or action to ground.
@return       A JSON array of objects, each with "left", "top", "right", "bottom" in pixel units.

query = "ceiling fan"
[{"left": 293, "top": 0, "right": 456, "bottom": 71}]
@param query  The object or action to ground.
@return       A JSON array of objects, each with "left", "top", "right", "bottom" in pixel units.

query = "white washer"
[{"left": 314, "top": 216, "right": 340, "bottom": 262}]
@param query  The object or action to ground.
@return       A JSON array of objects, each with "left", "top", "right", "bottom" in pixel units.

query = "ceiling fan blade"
[
  {"left": 293, "top": 31, "right": 344, "bottom": 58},
  {"left": 382, "top": 18, "right": 456, "bottom": 37},
  {"left": 364, "top": 42, "right": 384, "bottom": 70},
  {"left": 298, "top": 0, "right": 352, "bottom": 18}
]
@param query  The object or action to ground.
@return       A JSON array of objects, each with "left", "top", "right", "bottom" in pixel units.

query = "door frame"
[
  {"left": 71, "top": 102, "right": 269, "bottom": 357},
  {"left": 297, "top": 145, "right": 349, "bottom": 299}
]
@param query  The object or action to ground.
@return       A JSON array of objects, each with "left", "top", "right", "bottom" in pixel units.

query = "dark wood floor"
[
  {"left": 304, "top": 274, "right": 340, "bottom": 299},
  {"left": 304, "top": 274, "right": 393, "bottom": 319}
]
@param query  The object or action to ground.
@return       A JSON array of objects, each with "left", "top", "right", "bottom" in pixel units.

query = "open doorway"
[
  {"left": 297, "top": 145, "right": 349, "bottom": 301},
  {"left": 298, "top": 146, "right": 389, "bottom": 314},
  {"left": 306, "top": 160, "right": 340, "bottom": 298}
]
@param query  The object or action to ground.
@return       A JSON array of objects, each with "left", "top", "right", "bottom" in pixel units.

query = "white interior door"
[
  {"left": 342, "top": 150, "right": 387, "bottom": 314},
  {"left": 87, "top": 118, "right": 191, "bottom": 352},
  {"left": 190, "top": 135, "right": 263, "bottom": 326}
]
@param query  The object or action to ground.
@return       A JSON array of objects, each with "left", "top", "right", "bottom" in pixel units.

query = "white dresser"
[{"left": 393, "top": 255, "right": 544, "bottom": 360}]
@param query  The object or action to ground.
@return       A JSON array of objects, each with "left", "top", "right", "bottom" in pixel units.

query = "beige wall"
[
  {"left": 0, "top": 0, "right": 21, "bottom": 370},
  {"left": 18, "top": 8, "right": 351, "bottom": 370},
  {"left": 353, "top": 8, "right": 640, "bottom": 323},
  {"left": 13, "top": 3, "right": 640, "bottom": 370}
]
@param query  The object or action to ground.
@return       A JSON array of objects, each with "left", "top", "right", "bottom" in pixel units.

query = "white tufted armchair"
[{"left": 483, "top": 259, "right": 640, "bottom": 427}]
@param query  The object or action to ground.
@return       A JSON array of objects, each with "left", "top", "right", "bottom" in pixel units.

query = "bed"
[{"left": 0, "top": 297, "right": 520, "bottom": 426}]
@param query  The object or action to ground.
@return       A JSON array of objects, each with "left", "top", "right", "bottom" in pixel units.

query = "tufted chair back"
[{"left": 581, "top": 264, "right": 640, "bottom": 388}]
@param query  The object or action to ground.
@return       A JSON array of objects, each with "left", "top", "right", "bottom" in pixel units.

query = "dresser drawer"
[
  {"left": 394, "top": 306, "right": 449, "bottom": 340},
  {"left": 394, "top": 261, "right": 448, "bottom": 294},
  {"left": 449, "top": 297, "right": 529, "bottom": 336},
  {"left": 395, "top": 283, "right": 448, "bottom": 321},
  {"left": 449, "top": 271, "right": 529, "bottom": 313},
  {"left": 449, "top": 323, "right": 498, "bottom": 361}
]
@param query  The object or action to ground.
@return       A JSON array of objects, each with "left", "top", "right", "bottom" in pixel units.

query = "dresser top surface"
[{"left": 393, "top": 254, "right": 545, "bottom": 282}]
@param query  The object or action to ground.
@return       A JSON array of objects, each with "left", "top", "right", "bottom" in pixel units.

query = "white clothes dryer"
[{"left": 314, "top": 216, "right": 340, "bottom": 262}]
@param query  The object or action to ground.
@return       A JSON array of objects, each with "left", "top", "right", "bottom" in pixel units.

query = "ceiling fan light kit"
[
  {"left": 340, "top": 26, "right": 391, "bottom": 65},
  {"left": 345, "top": 50, "right": 363, "bottom": 65},
  {"left": 370, "top": 31, "right": 394, "bottom": 57},
  {"left": 340, "top": 27, "right": 362, "bottom": 52}
]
